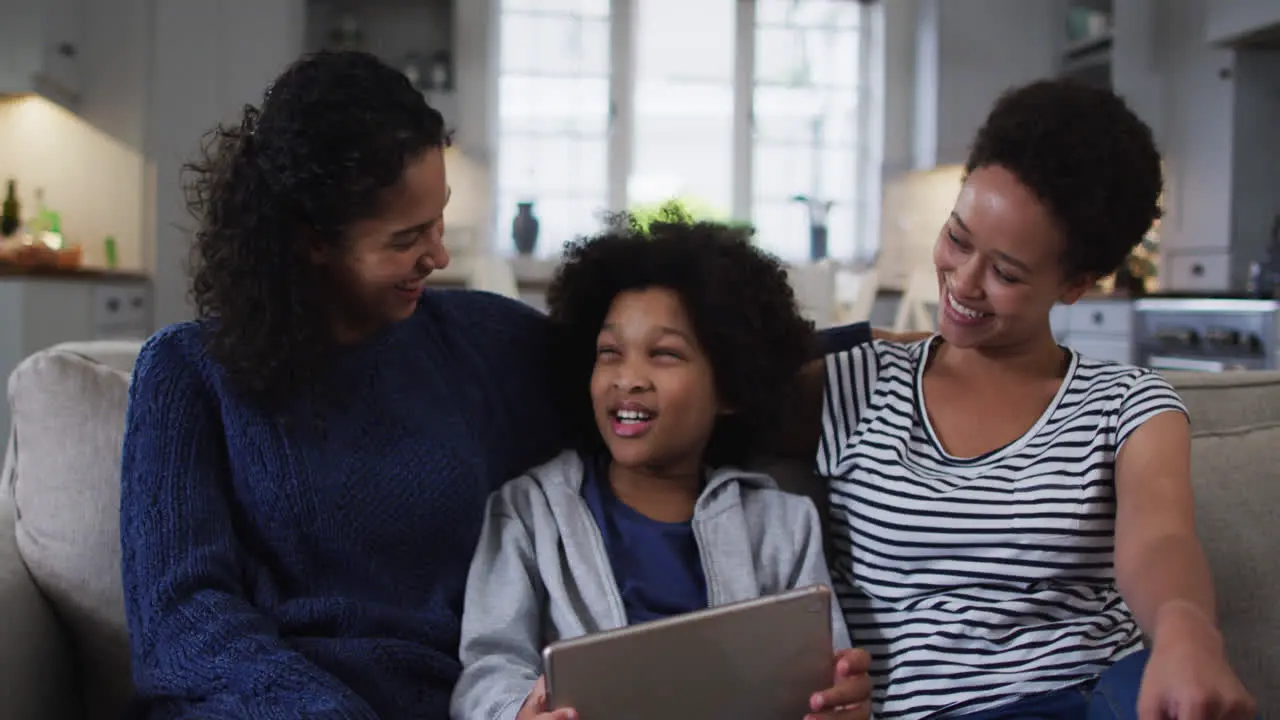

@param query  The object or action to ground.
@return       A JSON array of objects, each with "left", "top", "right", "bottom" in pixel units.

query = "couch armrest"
[{"left": 0, "top": 496, "right": 81, "bottom": 720}]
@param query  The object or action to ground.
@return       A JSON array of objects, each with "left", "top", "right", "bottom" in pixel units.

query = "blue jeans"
[{"left": 947, "top": 651, "right": 1148, "bottom": 720}]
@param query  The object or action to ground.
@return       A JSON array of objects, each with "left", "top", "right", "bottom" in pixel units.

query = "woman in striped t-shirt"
[{"left": 806, "top": 81, "right": 1256, "bottom": 720}]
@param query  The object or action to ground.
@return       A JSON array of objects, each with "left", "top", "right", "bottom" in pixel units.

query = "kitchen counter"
[
  {"left": 0, "top": 264, "right": 148, "bottom": 282},
  {"left": 1051, "top": 295, "right": 1136, "bottom": 364},
  {"left": 1139, "top": 290, "right": 1268, "bottom": 300},
  {"left": 1078, "top": 291, "right": 1137, "bottom": 301}
]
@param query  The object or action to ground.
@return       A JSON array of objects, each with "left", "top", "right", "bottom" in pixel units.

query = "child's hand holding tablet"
[
  {"left": 808, "top": 648, "right": 873, "bottom": 719},
  {"left": 515, "top": 676, "right": 576, "bottom": 720},
  {"left": 535, "top": 586, "right": 871, "bottom": 720},
  {"left": 518, "top": 647, "right": 871, "bottom": 720}
]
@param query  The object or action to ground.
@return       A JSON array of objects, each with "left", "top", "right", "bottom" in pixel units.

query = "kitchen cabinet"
[
  {"left": 305, "top": 0, "right": 458, "bottom": 127},
  {"left": 1159, "top": 33, "right": 1280, "bottom": 290},
  {"left": 1205, "top": 0, "right": 1280, "bottom": 45},
  {"left": 1165, "top": 252, "right": 1232, "bottom": 291},
  {"left": 0, "top": 275, "right": 152, "bottom": 441},
  {"left": 1052, "top": 0, "right": 1280, "bottom": 294},
  {"left": 1051, "top": 297, "right": 1134, "bottom": 364},
  {"left": 1110, "top": 0, "right": 1164, "bottom": 146},
  {"left": 1163, "top": 42, "right": 1236, "bottom": 258},
  {"left": 149, "top": 0, "right": 307, "bottom": 328},
  {"left": 1057, "top": 0, "right": 1165, "bottom": 147},
  {"left": 0, "top": 0, "right": 85, "bottom": 106}
]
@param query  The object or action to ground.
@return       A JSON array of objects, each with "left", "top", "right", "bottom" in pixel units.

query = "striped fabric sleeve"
[
  {"left": 816, "top": 341, "right": 881, "bottom": 477},
  {"left": 1116, "top": 370, "right": 1189, "bottom": 449}
]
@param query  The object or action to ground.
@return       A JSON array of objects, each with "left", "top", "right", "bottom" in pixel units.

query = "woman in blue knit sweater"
[{"left": 119, "top": 50, "right": 882, "bottom": 719}]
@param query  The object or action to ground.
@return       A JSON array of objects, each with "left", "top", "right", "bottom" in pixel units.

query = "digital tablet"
[{"left": 542, "top": 584, "right": 835, "bottom": 720}]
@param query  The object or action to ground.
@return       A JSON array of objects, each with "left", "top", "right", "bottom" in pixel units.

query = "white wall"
[
  {"left": 876, "top": 0, "right": 1059, "bottom": 286},
  {"left": 78, "top": 0, "right": 151, "bottom": 151},
  {"left": 451, "top": 0, "right": 501, "bottom": 246},
  {"left": 880, "top": 0, "right": 918, "bottom": 179},
  {"left": 878, "top": 165, "right": 963, "bottom": 289},
  {"left": 895, "top": 0, "right": 1061, "bottom": 172},
  {"left": 147, "top": 0, "right": 306, "bottom": 329}
]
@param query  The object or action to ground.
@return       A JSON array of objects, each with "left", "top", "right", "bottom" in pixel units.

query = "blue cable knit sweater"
[{"left": 119, "top": 288, "right": 870, "bottom": 719}]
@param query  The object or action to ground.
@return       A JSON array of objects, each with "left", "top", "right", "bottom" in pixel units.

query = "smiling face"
[
  {"left": 934, "top": 165, "right": 1093, "bottom": 350},
  {"left": 322, "top": 147, "right": 451, "bottom": 341},
  {"left": 590, "top": 287, "right": 722, "bottom": 476}
]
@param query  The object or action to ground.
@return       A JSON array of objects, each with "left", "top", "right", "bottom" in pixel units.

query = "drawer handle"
[
  {"left": 1191, "top": 263, "right": 1205, "bottom": 277},
  {"left": 106, "top": 298, "right": 120, "bottom": 312},
  {"left": 1091, "top": 311, "right": 1104, "bottom": 325},
  {"left": 130, "top": 296, "right": 144, "bottom": 309}
]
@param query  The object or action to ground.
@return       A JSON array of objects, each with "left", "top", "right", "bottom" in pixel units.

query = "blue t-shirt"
[{"left": 581, "top": 455, "right": 708, "bottom": 624}]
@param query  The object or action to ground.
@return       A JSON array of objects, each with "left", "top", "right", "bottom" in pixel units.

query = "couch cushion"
[
  {"left": 1189, "top": 421, "right": 1280, "bottom": 713},
  {"left": 1163, "top": 370, "right": 1280, "bottom": 434},
  {"left": 0, "top": 497, "right": 80, "bottom": 719},
  {"left": 7, "top": 345, "right": 138, "bottom": 720}
]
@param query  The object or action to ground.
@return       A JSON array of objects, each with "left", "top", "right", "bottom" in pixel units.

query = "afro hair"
[
  {"left": 964, "top": 79, "right": 1163, "bottom": 280},
  {"left": 545, "top": 220, "right": 816, "bottom": 467}
]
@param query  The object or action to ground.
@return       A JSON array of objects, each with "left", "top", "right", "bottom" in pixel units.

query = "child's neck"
[{"left": 608, "top": 459, "right": 702, "bottom": 523}]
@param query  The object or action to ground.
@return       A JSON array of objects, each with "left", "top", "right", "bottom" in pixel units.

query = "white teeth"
[
  {"left": 947, "top": 292, "right": 987, "bottom": 319},
  {"left": 616, "top": 409, "right": 652, "bottom": 423}
]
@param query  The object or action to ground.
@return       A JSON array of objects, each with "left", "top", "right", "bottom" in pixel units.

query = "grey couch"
[{"left": 1, "top": 341, "right": 1277, "bottom": 719}]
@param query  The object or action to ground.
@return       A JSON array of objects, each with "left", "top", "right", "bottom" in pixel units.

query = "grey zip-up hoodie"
[{"left": 449, "top": 449, "right": 851, "bottom": 720}]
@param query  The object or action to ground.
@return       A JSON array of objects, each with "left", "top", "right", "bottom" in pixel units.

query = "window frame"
[{"left": 492, "top": 0, "right": 883, "bottom": 264}]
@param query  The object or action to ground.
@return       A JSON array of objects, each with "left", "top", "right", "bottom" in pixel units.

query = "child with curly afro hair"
[{"left": 451, "top": 220, "right": 871, "bottom": 720}]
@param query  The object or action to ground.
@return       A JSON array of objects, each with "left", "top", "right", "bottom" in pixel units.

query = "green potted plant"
[
  {"left": 1112, "top": 221, "right": 1160, "bottom": 295},
  {"left": 625, "top": 196, "right": 752, "bottom": 235}
]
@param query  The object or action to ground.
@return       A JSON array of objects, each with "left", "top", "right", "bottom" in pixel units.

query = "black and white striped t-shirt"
[{"left": 816, "top": 338, "right": 1187, "bottom": 719}]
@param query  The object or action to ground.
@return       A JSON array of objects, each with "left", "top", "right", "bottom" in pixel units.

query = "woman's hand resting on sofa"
[
  {"left": 1137, "top": 601, "right": 1256, "bottom": 720},
  {"left": 805, "top": 648, "right": 873, "bottom": 720}
]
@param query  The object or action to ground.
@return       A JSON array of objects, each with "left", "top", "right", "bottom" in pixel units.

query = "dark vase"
[
  {"left": 512, "top": 202, "right": 540, "bottom": 256},
  {"left": 809, "top": 224, "right": 828, "bottom": 261}
]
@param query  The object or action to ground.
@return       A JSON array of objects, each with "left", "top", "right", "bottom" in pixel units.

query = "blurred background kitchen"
[{"left": 0, "top": 0, "right": 1278, "bottom": 390}]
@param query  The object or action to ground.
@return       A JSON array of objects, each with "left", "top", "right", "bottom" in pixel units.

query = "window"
[
  {"left": 751, "top": 0, "right": 863, "bottom": 262},
  {"left": 495, "top": 0, "right": 612, "bottom": 257},
  {"left": 629, "top": 0, "right": 736, "bottom": 216},
  {"left": 495, "top": 0, "right": 882, "bottom": 263}
]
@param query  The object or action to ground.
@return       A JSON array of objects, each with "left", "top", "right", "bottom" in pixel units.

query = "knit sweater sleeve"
[
  {"left": 444, "top": 291, "right": 571, "bottom": 479},
  {"left": 119, "top": 329, "right": 377, "bottom": 720}
]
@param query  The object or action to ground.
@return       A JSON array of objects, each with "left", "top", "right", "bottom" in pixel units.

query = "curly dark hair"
[
  {"left": 546, "top": 220, "right": 816, "bottom": 467},
  {"left": 964, "top": 79, "right": 1162, "bottom": 280},
  {"left": 185, "top": 50, "right": 449, "bottom": 404}
]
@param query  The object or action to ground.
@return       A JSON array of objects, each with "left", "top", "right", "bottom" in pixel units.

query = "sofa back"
[
  {"left": 4, "top": 341, "right": 141, "bottom": 720},
  {"left": 5, "top": 343, "right": 1279, "bottom": 718},
  {"left": 1164, "top": 371, "right": 1280, "bottom": 709}
]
